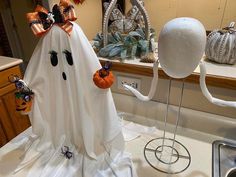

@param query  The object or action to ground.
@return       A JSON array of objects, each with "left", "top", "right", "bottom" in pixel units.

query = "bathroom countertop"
[
  {"left": 99, "top": 57, "right": 236, "bottom": 79},
  {"left": 125, "top": 124, "right": 215, "bottom": 177},
  {"left": 0, "top": 117, "right": 227, "bottom": 177},
  {"left": 119, "top": 112, "right": 223, "bottom": 177},
  {"left": 0, "top": 56, "right": 23, "bottom": 71}
]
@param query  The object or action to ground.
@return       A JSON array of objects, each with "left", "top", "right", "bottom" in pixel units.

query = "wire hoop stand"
[{"left": 143, "top": 79, "right": 191, "bottom": 174}]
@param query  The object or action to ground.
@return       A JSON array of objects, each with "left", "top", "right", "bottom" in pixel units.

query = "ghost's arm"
[
  {"left": 123, "top": 61, "right": 159, "bottom": 101},
  {"left": 199, "top": 62, "right": 236, "bottom": 108}
]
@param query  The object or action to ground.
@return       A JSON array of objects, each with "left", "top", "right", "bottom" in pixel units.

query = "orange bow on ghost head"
[{"left": 26, "top": 0, "right": 77, "bottom": 37}]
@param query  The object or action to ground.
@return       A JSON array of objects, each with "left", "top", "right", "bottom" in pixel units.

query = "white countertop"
[
  {"left": 124, "top": 119, "right": 216, "bottom": 177},
  {"left": 0, "top": 115, "right": 224, "bottom": 177},
  {"left": 0, "top": 56, "right": 23, "bottom": 71},
  {"left": 99, "top": 57, "right": 236, "bottom": 79}
]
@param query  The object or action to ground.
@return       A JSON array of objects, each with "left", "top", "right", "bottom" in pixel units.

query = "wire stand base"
[
  {"left": 144, "top": 137, "right": 191, "bottom": 174},
  {"left": 143, "top": 79, "right": 191, "bottom": 174}
]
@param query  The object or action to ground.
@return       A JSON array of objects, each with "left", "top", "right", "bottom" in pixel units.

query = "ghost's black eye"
[
  {"left": 63, "top": 50, "right": 73, "bottom": 66},
  {"left": 49, "top": 50, "right": 58, "bottom": 66}
]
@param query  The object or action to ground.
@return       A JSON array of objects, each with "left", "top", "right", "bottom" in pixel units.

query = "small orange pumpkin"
[{"left": 93, "top": 62, "right": 114, "bottom": 89}]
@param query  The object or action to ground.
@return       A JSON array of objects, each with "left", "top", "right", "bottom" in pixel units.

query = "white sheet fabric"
[
  {"left": 122, "top": 122, "right": 158, "bottom": 141},
  {"left": 0, "top": 129, "right": 137, "bottom": 177},
  {"left": 0, "top": 23, "right": 136, "bottom": 177}
]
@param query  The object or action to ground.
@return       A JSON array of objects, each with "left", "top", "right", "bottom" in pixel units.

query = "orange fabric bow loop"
[{"left": 26, "top": 0, "right": 77, "bottom": 37}]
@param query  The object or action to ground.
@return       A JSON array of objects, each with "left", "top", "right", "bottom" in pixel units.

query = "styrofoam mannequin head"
[{"left": 158, "top": 17, "right": 206, "bottom": 78}]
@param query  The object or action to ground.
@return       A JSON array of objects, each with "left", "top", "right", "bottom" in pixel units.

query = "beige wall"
[
  {"left": 127, "top": 0, "right": 236, "bottom": 35},
  {"left": 49, "top": 0, "right": 236, "bottom": 39}
]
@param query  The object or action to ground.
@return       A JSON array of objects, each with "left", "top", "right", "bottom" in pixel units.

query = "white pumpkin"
[{"left": 205, "top": 22, "right": 236, "bottom": 65}]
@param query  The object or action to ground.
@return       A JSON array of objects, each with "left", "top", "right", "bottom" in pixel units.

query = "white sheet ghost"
[
  {"left": 0, "top": 2, "right": 136, "bottom": 177},
  {"left": 24, "top": 23, "right": 124, "bottom": 158}
]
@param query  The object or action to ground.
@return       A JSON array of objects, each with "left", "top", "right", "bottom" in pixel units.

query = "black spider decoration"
[{"left": 61, "top": 146, "right": 73, "bottom": 159}]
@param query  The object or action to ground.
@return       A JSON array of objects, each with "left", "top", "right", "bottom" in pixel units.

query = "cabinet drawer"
[
  {"left": 0, "top": 66, "right": 22, "bottom": 89},
  {"left": 2, "top": 91, "right": 30, "bottom": 135}
]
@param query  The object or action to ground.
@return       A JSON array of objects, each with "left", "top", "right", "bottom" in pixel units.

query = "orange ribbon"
[{"left": 26, "top": 0, "right": 77, "bottom": 37}]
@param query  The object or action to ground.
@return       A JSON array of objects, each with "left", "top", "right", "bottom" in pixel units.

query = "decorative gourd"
[
  {"left": 15, "top": 92, "right": 33, "bottom": 114},
  {"left": 205, "top": 22, "right": 236, "bottom": 65},
  {"left": 8, "top": 74, "right": 34, "bottom": 114},
  {"left": 93, "top": 62, "right": 114, "bottom": 89}
]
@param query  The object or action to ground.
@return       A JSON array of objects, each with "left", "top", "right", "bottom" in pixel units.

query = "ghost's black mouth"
[{"left": 62, "top": 72, "right": 67, "bottom": 80}]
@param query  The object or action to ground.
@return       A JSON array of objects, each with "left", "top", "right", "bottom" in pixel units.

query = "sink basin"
[
  {"left": 213, "top": 140, "right": 236, "bottom": 177},
  {"left": 226, "top": 168, "right": 236, "bottom": 177}
]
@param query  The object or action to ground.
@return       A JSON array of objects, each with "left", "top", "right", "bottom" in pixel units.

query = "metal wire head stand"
[{"left": 143, "top": 79, "right": 191, "bottom": 174}]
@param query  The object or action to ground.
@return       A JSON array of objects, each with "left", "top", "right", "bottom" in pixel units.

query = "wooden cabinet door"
[
  {"left": 0, "top": 97, "right": 16, "bottom": 141},
  {"left": 0, "top": 65, "right": 31, "bottom": 146},
  {"left": 0, "top": 121, "right": 7, "bottom": 147}
]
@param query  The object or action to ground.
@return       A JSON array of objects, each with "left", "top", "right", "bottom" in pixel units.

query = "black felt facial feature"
[
  {"left": 49, "top": 51, "right": 58, "bottom": 66},
  {"left": 63, "top": 50, "right": 73, "bottom": 66},
  {"left": 49, "top": 50, "right": 73, "bottom": 81},
  {"left": 62, "top": 72, "right": 67, "bottom": 80}
]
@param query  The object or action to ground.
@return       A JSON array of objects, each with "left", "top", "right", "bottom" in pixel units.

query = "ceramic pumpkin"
[
  {"left": 8, "top": 75, "right": 34, "bottom": 114},
  {"left": 93, "top": 63, "right": 114, "bottom": 89},
  {"left": 205, "top": 22, "right": 236, "bottom": 65},
  {"left": 15, "top": 92, "right": 33, "bottom": 114}
]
